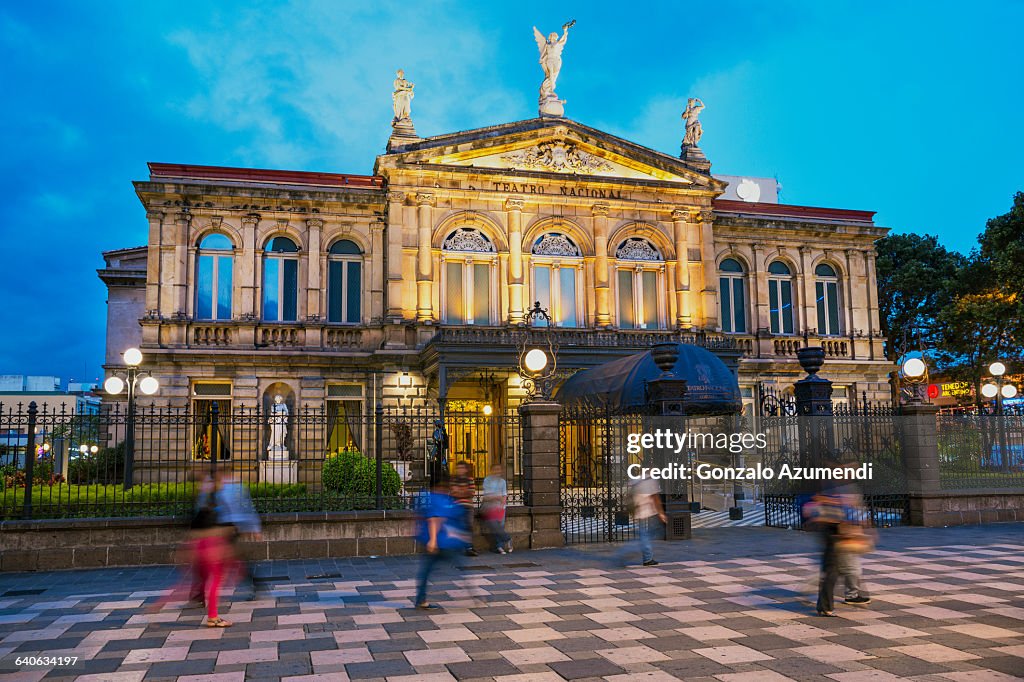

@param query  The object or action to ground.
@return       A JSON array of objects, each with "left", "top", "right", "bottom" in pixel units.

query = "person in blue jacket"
[{"left": 414, "top": 475, "right": 470, "bottom": 609}]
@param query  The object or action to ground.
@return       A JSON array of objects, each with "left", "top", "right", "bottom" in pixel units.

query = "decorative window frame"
[
  {"left": 613, "top": 238, "right": 666, "bottom": 330},
  {"left": 440, "top": 229, "right": 498, "bottom": 325},
  {"left": 326, "top": 240, "right": 364, "bottom": 325},
  {"left": 530, "top": 233, "right": 584, "bottom": 327},
  {"left": 766, "top": 261, "right": 795, "bottom": 336},
  {"left": 262, "top": 236, "right": 301, "bottom": 323},
  {"left": 718, "top": 257, "right": 748, "bottom": 335},
  {"left": 194, "top": 233, "right": 235, "bottom": 321},
  {"left": 814, "top": 263, "right": 843, "bottom": 336}
]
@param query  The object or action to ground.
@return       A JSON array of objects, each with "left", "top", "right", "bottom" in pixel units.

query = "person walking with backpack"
[{"left": 414, "top": 475, "right": 471, "bottom": 610}]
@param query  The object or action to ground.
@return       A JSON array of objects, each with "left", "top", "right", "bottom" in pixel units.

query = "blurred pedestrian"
[
  {"left": 151, "top": 475, "right": 234, "bottom": 627},
  {"left": 451, "top": 460, "right": 478, "bottom": 556},
  {"left": 835, "top": 469, "right": 874, "bottom": 606},
  {"left": 215, "top": 470, "right": 263, "bottom": 599},
  {"left": 804, "top": 488, "right": 851, "bottom": 616},
  {"left": 481, "top": 463, "right": 512, "bottom": 554},
  {"left": 629, "top": 473, "right": 666, "bottom": 566},
  {"left": 414, "top": 475, "right": 471, "bottom": 610}
]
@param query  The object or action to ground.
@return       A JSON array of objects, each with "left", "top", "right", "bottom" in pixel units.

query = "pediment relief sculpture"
[
  {"left": 500, "top": 141, "right": 613, "bottom": 174},
  {"left": 442, "top": 228, "right": 495, "bottom": 253},
  {"left": 532, "top": 233, "right": 581, "bottom": 257}
]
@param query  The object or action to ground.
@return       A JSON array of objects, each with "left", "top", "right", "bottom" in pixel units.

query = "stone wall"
[
  {"left": 909, "top": 490, "right": 1024, "bottom": 527},
  {"left": 0, "top": 506, "right": 549, "bottom": 572}
]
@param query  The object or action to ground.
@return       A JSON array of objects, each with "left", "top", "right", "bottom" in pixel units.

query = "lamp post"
[
  {"left": 516, "top": 302, "right": 559, "bottom": 402},
  {"left": 104, "top": 347, "right": 159, "bottom": 490},
  {"left": 982, "top": 361, "right": 1014, "bottom": 471},
  {"left": 898, "top": 354, "right": 929, "bottom": 405}
]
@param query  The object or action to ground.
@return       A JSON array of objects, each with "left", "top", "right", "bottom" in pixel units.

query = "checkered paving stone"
[{"left": 0, "top": 525, "right": 1023, "bottom": 681}]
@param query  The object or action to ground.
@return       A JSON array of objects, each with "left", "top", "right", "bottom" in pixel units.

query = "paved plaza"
[{"left": 0, "top": 524, "right": 1022, "bottom": 682}]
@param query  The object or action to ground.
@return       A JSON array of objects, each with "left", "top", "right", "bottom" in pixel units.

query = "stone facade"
[{"left": 101, "top": 117, "right": 890, "bottom": 427}]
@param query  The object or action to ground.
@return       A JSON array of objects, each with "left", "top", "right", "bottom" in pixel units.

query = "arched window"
[
  {"left": 767, "top": 261, "right": 794, "bottom": 335},
  {"left": 327, "top": 239, "right": 362, "bottom": 324},
  {"left": 263, "top": 236, "right": 299, "bottom": 322},
  {"left": 615, "top": 238, "right": 664, "bottom": 330},
  {"left": 196, "top": 233, "right": 233, "bottom": 320},
  {"left": 815, "top": 263, "right": 841, "bottom": 335},
  {"left": 531, "top": 233, "right": 582, "bottom": 327},
  {"left": 441, "top": 228, "right": 495, "bottom": 325},
  {"left": 718, "top": 258, "right": 747, "bottom": 334}
]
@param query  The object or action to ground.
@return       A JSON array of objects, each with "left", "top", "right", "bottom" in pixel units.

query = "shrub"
[
  {"left": 68, "top": 443, "right": 125, "bottom": 485},
  {"left": 322, "top": 451, "right": 400, "bottom": 499}
]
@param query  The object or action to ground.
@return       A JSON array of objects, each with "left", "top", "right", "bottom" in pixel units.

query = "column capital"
[
  {"left": 175, "top": 211, "right": 192, "bottom": 225},
  {"left": 592, "top": 202, "right": 610, "bottom": 217},
  {"left": 387, "top": 190, "right": 407, "bottom": 203},
  {"left": 415, "top": 192, "right": 435, "bottom": 207},
  {"left": 306, "top": 218, "right": 324, "bottom": 230},
  {"left": 798, "top": 245, "right": 811, "bottom": 255},
  {"left": 370, "top": 217, "right": 385, "bottom": 233},
  {"left": 670, "top": 208, "right": 692, "bottom": 222},
  {"left": 697, "top": 208, "right": 714, "bottom": 223},
  {"left": 505, "top": 196, "right": 525, "bottom": 212},
  {"left": 145, "top": 210, "right": 164, "bottom": 221},
  {"left": 241, "top": 213, "right": 260, "bottom": 226}
]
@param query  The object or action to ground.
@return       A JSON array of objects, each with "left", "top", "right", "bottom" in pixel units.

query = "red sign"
[{"left": 927, "top": 384, "right": 941, "bottom": 399}]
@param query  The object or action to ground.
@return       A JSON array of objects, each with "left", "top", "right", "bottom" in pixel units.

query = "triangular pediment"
[{"left": 379, "top": 118, "right": 723, "bottom": 190}]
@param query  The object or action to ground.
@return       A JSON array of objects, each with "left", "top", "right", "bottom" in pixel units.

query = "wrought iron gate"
[{"left": 559, "top": 410, "right": 642, "bottom": 544}]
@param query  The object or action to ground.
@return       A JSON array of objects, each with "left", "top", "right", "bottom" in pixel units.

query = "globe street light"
[
  {"left": 105, "top": 347, "right": 159, "bottom": 489},
  {"left": 898, "top": 353, "right": 929, "bottom": 404},
  {"left": 981, "top": 383, "right": 999, "bottom": 399},
  {"left": 989, "top": 361, "right": 1006, "bottom": 377},
  {"left": 516, "top": 302, "right": 559, "bottom": 402},
  {"left": 1002, "top": 384, "right": 1018, "bottom": 400}
]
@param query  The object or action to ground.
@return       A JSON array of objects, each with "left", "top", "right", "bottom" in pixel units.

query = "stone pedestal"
[
  {"left": 539, "top": 95, "right": 565, "bottom": 118},
  {"left": 387, "top": 118, "right": 420, "bottom": 151},
  {"left": 260, "top": 460, "right": 297, "bottom": 485},
  {"left": 680, "top": 144, "right": 711, "bottom": 173}
]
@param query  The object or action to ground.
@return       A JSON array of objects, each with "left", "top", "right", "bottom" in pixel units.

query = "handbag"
[{"left": 836, "top": 523, "right": 876, "bottom": 554}]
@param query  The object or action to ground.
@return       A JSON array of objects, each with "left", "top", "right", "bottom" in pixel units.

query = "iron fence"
[
  {"left": 0, "top": 401, "right": 521, "bottom": 520},
  {"left": 937, "top": 415, "right": 1024, "bottom": 489},
  {"left": 763, "top": 493, "right": 910, "bottom": 529}
]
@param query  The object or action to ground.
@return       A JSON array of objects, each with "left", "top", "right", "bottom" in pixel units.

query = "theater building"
[{"left": 100, "top": 114, "right": 891, "bottom": 464}]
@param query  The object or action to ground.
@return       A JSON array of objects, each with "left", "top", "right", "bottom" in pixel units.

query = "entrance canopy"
[{"left": 555, "top": 343, "right": 741, "bottom": 415}]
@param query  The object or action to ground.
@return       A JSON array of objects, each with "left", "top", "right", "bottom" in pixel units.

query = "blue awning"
[{"left": 555, "top": 343, "right": 741, "bottom": 415}]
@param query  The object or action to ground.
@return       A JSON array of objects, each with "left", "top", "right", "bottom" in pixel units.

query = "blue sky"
[{"left": 1, "top": 0, "right": 1022, "bottom": 383}]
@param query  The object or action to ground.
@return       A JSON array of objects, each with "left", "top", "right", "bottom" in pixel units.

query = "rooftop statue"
[
  {"left": 682, "top": 97, "right": 705, "bottom": 147},
  {"left": 533, "top": 19, "right": 574, "bottom": 117},
  {"left": 392, "top": 69, "right": 414, "bottom": 125}
]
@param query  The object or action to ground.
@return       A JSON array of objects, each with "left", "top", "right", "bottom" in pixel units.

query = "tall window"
[
  {"left": 196, "top": 233, "right": 233, "bottom": 320},
  {"left": 767, "top": 261, "right": 794, "bottom": 335},
  {"left": 263, "top": 236, "right": 299, "bottom": 322},
  {"left": 531, "top": 233, "right": 581, "bottom": 327},
  {"left": 815, "top": 263, "right": 841, "bottom": 336},
  {"left": 441, "top": 228, "right": 495, "bottom": 325},
  {"left": 615, "top": 238, "right": 663, "bottom": 330},
  {"left": 327, "top": 239, "right": 362, "bottom": 324},
  {"left": 719, "top": 258, "right": 747, "bottom": 334}
]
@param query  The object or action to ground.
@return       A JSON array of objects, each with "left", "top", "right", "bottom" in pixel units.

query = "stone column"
[
  {"left": 144, "top": 211, "right": 164, "bottom": 316},
  {"left": 864, "top": 248, "right": 882, "bottom": 356},
  {"left": 170, "top": 212, "right": 190, "bottom": 317},
  {"left": 798, "top": 246, "right": 815, "bottom": 333},
  {"left": 671, "top": 209, "right": 690, "bottom": 328},
  {"left": 519, "top": 401, "right": 564, "bottom": 548},
  {"left": 240, "top": 214, "right": 259, "bottom": 320},
  {"left": 697, "top": 209, "right": 718, "bottom": 328},
  {"left": 751, "top": 242, "right": 768, "bottom": 333},
  {"left": 306, "top": 218, "right": 323, "bottom": 320},
  {"left": 506, "top": 197, "right": 525, "bottom": 324},
  {"left": 901, "top": 402, "right": 941, "bottom": 526},
  {"left": 385, "top": 191, "right": 406, "bottom": 320},
  {"left": 369, "top": 218, "right": 385, "bottom": 322},
  {"left": 415, "top": 192, "right": 434, "bottom": 322},
  {"left": 592, "top": 203, "right": 612, "bottom": 327}
]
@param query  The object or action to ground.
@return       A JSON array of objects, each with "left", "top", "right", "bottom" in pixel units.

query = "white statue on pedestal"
[
  {"left": 392, "top": 69, "right": 414, "bottom": 125},
  {"left": 533, "top": 20, "right": 574, "bottom": 116},
  {"left": 267, "top": 394, "right": 289, "bottom": 459}
]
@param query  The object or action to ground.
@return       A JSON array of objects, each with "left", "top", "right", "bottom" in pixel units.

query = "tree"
[
  {"left": 874, "top": 233, "right": 965, "bottom": 360},
  {"left": 976, "top": 191, "right": 1024, "bottom": 320}
]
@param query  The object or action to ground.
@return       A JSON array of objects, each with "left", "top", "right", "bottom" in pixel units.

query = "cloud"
[{"left": 164, "top": 1, "right": 522, "bottom": 172}]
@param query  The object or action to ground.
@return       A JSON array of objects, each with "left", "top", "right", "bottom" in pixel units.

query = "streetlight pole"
[{"left": 104, "top": 348, "right": 159, "bottom": 491}]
